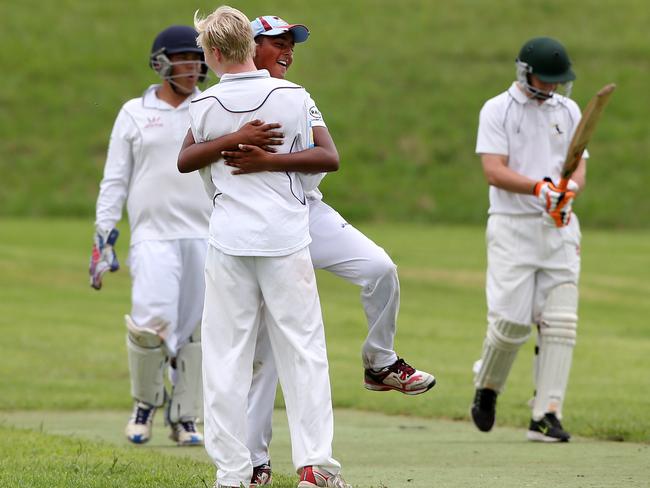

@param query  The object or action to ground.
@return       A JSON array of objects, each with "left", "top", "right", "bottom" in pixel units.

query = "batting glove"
[
  {"left": 534, "top": 178, "right": 567, "bottom": 212},
  {"left": 534, "top": 178, "right": 577, "bottom": 227},
  {"left": 546, "top": 195, "right": 575, "bottom": 227},
  {"left": 89, "top": 228, "right": 120, "bottom": 290}
]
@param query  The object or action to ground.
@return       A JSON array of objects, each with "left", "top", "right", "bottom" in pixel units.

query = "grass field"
[
  {"left": 3, "top": 0, "right": 650, "bottom": 226},
  {"left": 1, "top": 219, "right": 648, "bottom": 486},
  {"left": 3, "top": 410, "right": 649, "bottom": 488}
]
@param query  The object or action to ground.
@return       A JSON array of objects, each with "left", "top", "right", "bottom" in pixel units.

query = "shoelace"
[
  {"left": 477, "top": 389, "right": 496, "bottom": 410},
  {"left": 544, "top": 414, "right": 563, "bottom": 430},
  {"left": 252, "top": 464, "right": 271, "bottom": 484},
  {"left": 329, "top": 474, "right": 351, "bottom": 488},
  {"left": 180, "top": 421, "right": 196, "bottom": 433},
  {"left": 392, "top": 358, "right": 416, "bottom": 376},
  {"left": 135, "top": 406, "right": 153, "bottom": 425}
]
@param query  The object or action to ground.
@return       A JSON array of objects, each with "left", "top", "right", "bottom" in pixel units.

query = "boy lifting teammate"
[{"left": 190, "top": 6, "right": 351, "bottom": 488}]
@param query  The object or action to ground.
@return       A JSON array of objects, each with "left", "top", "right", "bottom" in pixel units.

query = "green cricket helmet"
[{"left": 516, "top": 37, "right": 575, "bottom": 98}]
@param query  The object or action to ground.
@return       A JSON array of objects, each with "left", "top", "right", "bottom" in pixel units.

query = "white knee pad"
[
  {"left": 474, "top": 318, "right": 531, "bottom": 392},
  {"left": 532, "top": 283, "right": 578, "bottom": 420},
  {"left": 168, "top": 338, "right": 202, "bottom": 423},
  {"left": 125, "top": 315, "right": 167, "bottom": 407}
]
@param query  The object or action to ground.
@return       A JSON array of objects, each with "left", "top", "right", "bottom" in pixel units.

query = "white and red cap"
[{"left": 250, "top": 15, "right": 310, "bottom": 43}]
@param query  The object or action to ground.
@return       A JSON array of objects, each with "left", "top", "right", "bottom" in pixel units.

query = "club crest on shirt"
[
  {"left": 144, "top": 116, "right": 164, "bottom": 129},
  {"left": 309, "top": 106, "right": 322, "bottom": 120},
  {"left": 552, "top": 123, "right": 563, "bottom": 135}
]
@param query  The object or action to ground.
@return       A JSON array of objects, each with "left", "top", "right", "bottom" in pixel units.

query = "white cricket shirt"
[
  {"left": 95, "top": 85, "right": 211, "bottom": 244},
  {"left": 189, "top": 70, "right": 324, "bottom": 257},
  {"left": 476, "top": 82, "right": 588, "bottom": 215}
]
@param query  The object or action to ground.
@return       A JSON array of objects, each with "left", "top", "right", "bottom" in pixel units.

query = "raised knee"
[{"left": 364, "top": 252, "right": 397, "bottom": 283}]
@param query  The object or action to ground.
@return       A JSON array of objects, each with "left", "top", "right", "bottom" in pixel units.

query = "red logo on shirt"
[{"left": 144, "top": 116, "right": 163, "bottom": 128}]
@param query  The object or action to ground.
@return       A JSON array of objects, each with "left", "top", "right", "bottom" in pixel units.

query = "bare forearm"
[
  {"left": 264, "top": 146, "right": 339, "bottom": 173},
  {"left": 177, "top": 133, "right": 240, "bottom": 173},
  {"left": 569, "top": 159, "right": 587, "bottom": 193},
  {"left": 482, "top": 155, "right": 538, "bottom": 194}
]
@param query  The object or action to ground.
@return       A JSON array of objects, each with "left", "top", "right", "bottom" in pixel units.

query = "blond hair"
[{"left": 194, "top": 6, "right": 255, "bottom": 64}]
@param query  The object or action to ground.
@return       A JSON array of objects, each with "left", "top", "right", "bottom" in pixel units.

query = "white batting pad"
[
  {"left": 126, "top": 316, "right": 167, "bottom": 407},
  {"left": 532, "top": 283, "right": 578, "bottom": 420},
  {"left": 125, "top": 314, "right": 168, "bottom": 348},
  {"left": 168, "top": 340, "right": 202, "bottom": 423},
  {"left": 474, "top": 318, "right": 531, "bottom": 392}
]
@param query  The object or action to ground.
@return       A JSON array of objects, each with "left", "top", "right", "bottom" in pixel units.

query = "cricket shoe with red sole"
[
  {"left": 364, "top": 357, "right": 436, "bottom": 395},
  {"left": 250, "top": 462, "right": 272, "bottom": 486},
  {"left": 298, "top": 466, "right": 352, "bottom": 488}
]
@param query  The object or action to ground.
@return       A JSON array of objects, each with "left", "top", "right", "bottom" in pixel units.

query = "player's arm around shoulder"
[
  {"left": 221, "top": 90, "right": 339, "bottom": 175},
  {"left": 178, "top": 119, "right": 288, "bottom": 174}
]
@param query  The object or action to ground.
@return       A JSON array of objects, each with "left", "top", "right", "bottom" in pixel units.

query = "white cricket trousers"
[
  {"left": 129, "top": 238, "right": 207, "bottom": 355},
  {"left": 246, "top": 199, "right": 399, "bottom": 466},
  {"left": 486, "top": 214, "right": 581, "bottom": 325},
  {"left": 202, "top": 245, "right": 340, "bottom": 487}
]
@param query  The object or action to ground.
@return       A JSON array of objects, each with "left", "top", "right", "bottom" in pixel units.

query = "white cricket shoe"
[
  {"left": 364, "top": 357, "right": 436, "bottom": 395},
  {"left": 125, "top": 401, "right": 156, "bottom": 444},
  {"left": 169, "top": 419, "right": 204, "bottom": 446},
  {"left": 298, "top": 466, "right": 352, "bottom": 488}
]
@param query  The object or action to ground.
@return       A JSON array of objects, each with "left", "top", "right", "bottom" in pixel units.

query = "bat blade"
[{"left": 559, "top": 83, "right": 616, "bottom": 189}]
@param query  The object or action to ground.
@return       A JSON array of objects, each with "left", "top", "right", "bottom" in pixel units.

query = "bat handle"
[{"left": 558, "top": 178, "right": 570, "bottom": 191}]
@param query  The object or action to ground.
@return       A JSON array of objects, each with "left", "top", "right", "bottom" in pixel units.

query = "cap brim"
[
  {"left": 537, "top": 69, "right": 576, "bottom": 83},
  {"left": 258, "top": 24, "right": 310, "bottom": 43},
  {"left": 166, "top": 47, "right": 204, "bottom": 54}
]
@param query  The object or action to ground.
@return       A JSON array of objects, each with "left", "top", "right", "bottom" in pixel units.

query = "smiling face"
[{"left": 253, "top": 32, "right": 295, "bottom": 79}]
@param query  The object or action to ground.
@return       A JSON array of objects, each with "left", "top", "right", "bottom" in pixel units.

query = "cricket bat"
[{"left": 559, "top": 83, "right": 616, "bottom": 190}]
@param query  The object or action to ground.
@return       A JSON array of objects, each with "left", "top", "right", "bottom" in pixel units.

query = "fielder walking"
[
  {"left": 90, "top": 25, "right": 209, "bottom": 446},
  {"left": 177, "top": 14, "right": 435, "bottom": 485},
  {"left": 190, "top": 6, "right": 351, "bottom": 487},
  {"left": 471, "top": 37, "right": 586, "bottom": 442}
]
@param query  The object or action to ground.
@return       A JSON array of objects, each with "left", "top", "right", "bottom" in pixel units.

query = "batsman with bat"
[{"left": 471, "top": 36, "right": 596, "bottom": 442}]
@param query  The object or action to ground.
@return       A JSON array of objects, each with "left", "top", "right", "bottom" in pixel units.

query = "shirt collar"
[
  {"left": 218, "top": 69, "right": 270, "bottom": 83},
  {"left": 142, "top": 84, "right": 200, "bottom": 110}
]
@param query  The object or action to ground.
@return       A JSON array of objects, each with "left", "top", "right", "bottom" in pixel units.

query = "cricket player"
[
  {"left": 177, "top": 15, "right": 435, "bottom": 485},
  {"left": 190, "top": 6, "right": 351, "bottom": 488},
  {"left": 471, "top": 37, "right": 586, "bottom": 442},
  {"left": 90, "top": 25, "right": 210, "bottom": 446}
]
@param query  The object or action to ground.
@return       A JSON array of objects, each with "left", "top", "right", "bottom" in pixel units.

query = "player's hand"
[
  {"left": 546, "top": 198, "right": 574, "bottom": 227},
  {"left": 535, "top": 178, "right": 577, "bottom": 227},
  {"left": 223, "top": 144, "right": 275, "bottom": 174},
  {"left": 534, "top": 177, "right": 575, "bottom": 213},
  {"left": 237, "top": 120, "right": 284, "bottom": 152},
  {"left": 89, "top": 228, "right": 120, "bottom": 290}
]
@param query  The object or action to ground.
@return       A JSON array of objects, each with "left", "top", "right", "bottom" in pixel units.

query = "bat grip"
[{"left": 558, "top": 178, "right": 569, "bottom": 191}]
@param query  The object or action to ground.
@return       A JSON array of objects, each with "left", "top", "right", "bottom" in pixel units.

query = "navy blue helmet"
[{"left": 149, "top": 25, "right": 208, "bottom": 82}]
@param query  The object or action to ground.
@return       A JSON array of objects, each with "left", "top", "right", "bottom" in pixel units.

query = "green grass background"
[{"left": 2, "top": 0, "right": 650, "bottom": 226}]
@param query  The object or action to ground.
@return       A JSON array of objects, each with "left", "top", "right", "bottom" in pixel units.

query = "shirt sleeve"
[
  {"left": 306, "top": 93, "right": 326, "bottom": 129},
  {"left": 476, "top": 99, "right": 509, "bottom": 156},
  {"left": 296, "top": 91, "right": 326, "bottom": 191},
  {"left": 95, "top": 107, "right": 137, "bottom": 232}
]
